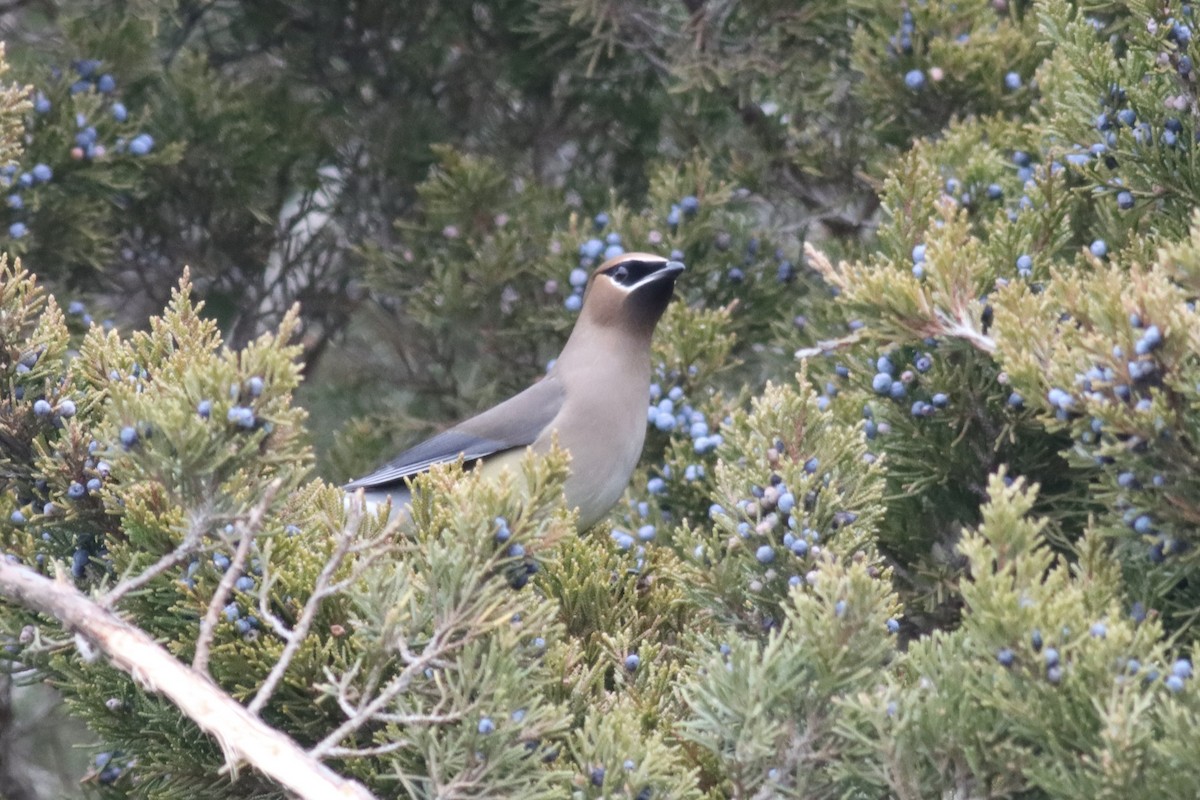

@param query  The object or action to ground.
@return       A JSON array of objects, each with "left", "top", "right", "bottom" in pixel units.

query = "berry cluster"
[
  {"left": 53, "top": 59, "right": 154, "bottom": 159},
  {"left": 561, "top": 212, "right": 634, "bottom": 312},
  {"left": 916, "top": 169, "right": 1032, "bottom": 240},
  {"left": 720, "top": 234, "right": 797, "bottom": 286},
  {"left": 5, "top": 58, "right": 156, "bottom": 244},
  {"left": 890, "top": 8, "right": 1026, "bottom": 98},
  {"left": 1037, "top": 312, "right": 1190, "bottom": 560},
  {"left": 89, "top": 750, "right": 126, "bottom": 786},
  {"left": 62, "top": 298, "right": 112, "bottom": 331},
  {"left": 585, "top": 757, "right": 652, "bottom": 799},
  {"left": 612, "top": 496, "right": 669, "bottom": 554},
  {"left": 997, "top": 623, "right": 1194, "bottom": 694},
  {"left": 179, "top": 545, "right": 266, "bottom": 639},
  {"left": 220, "top": 375, "right": 270, "bottom": 433},
  {"left": 3, "top": 341, "right": 122, "bottom": 580},
  {"left": 708, "top": 446, "right": 864, "bottom": 595},
  {"left": 889, "top": 10, "right": 916, "bottom": 59},
  {"left": 494, "top": 516, "right": 540, "bottom": 589},
  {"left": 665, "top": 194, "right": 700, "bottom": 231},
  {"left": 1166, "top": 657, "right": 1193, "bottom": 693},
  {"left": 646, "top": 382, "right": 722, "bottom": 455},
  {"left": 1083, "top": 75, "right": 1196, "bottom": 217},
  {"left": 1114, "top": 462, "right": 1178, "bottom": 563},
  {"left": 863, "top": 346, "right": 945, "bottom": 425},
  {"left": 10, "top": 438, "right": 110, "bottom": 557},
  {"left": 924, "top": 138, "right": 1126, "bottom": 271}
]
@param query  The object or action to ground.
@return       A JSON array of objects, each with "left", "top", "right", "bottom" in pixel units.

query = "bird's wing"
[{"left": 344, "top": 374, "right": 566, "bottom": 490}]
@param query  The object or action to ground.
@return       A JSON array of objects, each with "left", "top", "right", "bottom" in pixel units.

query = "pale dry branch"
[
  {"left": 936, "top": 310, "right": 997, "bottom": 355},
  {"left": 322, "top": 739, "right": 412, "bottom": 759},
  {"left": 307, "top": 507, "right": 510, "bottom": 760},
  {"left": 194, "top": 481, "right": 280, "bottom": 673},
  {"left": 248, "top": 502, "right": 394, "bottom": 715},
  {"left": 330, "top": 666, "right": 366, "bottom": 720},
  {"left": 310, "top": 626, "right": 456, "bottom": 759},
  {"left": 793, "top": 331, "right": 863, "bottom": 360},
  {"left": 371, "top": 710, "right": 461, "bottom": 726},
  {"left": 252, "top": 540, "right": 296, "bottom": 640},
  {"left": 100, "top": 508, "right": 212, "bottom": 608},
  {"left": 0, "top": 559, "right": 377, "bottom": 800},
  {"left": 310, "top": 592, "right": 495, "bottom": 760},
  {"left": 193, "top": 529, "right": 254, "bottom": 674}
]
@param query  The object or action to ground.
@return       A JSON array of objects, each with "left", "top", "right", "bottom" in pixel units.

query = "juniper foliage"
[{"left": 2, "top": 0, "right": 1200, "bottom": 797}]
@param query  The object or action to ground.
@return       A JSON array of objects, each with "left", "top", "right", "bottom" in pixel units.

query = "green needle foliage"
[{"left": 3, "top": 0, "right": 1200, "bottom": 797}]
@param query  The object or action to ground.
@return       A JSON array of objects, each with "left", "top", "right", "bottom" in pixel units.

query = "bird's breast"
[{"left": 540, "top": 360, "right": 650, "bottom": 529}]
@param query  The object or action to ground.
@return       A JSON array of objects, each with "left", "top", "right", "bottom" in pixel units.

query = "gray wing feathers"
[
  {"left": 344, "top": 375, "right": 565, "bottom": 490},
  {"left": 343, "top": 430, "right": 511, "bottom": 489}
]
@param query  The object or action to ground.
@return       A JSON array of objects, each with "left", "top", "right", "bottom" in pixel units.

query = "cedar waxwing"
[{"left": 345, "top": 252, "right": 685, "bottom": 529}]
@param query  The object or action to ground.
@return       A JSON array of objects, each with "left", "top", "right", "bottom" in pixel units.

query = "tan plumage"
[{"left": 345, "top": 252, "right": 684, "bottom": 529}]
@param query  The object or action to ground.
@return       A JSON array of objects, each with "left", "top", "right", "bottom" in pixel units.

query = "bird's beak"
[{"left": 637, "top": 260, "right": 685, "bottom": 287}]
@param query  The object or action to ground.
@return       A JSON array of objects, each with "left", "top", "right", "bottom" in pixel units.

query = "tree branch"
[
  {"left": 936, "top": 311, "right": 997, "bottom": 355},
  {"left": 310, "top": 554, "right": 512, "bottom": 761},
  {"left": 248, "top": 502, "right": 392, "bottom": 715},
  {"left": 0, "top": 560, "right": 377, "bottom": 800},
  {"left": 193, "top": 482, "right": 279, "bottom": 673},
  {"left": 793, "top": 331, "right": 863, "bottom": 360},
  {"left": 310, "top": 625, "right": 457, "bottom": 760},
  {"left": 100, "top": 508, "right": 211, "bottom": 609},
  {"left": 193, "top": 528, "right": 254, "bottom": 674}
]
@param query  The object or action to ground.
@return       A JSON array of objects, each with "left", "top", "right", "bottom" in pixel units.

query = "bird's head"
[{"left": 580, "top": 253, "right": 685, "bottom": 335}]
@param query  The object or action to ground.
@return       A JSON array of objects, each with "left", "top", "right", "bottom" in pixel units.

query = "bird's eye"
[{"left": 613, "top": 266, "right": 629, "bottom": 281}]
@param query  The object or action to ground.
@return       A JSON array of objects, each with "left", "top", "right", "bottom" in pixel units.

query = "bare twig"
[
  {"left": 370, "top": 710, "right": 461, "bottom": 726},
  {"left": 936, "top": 311, "right": 997, "bottom": 355},
  {"left": 193, "top": 530, "right": 254, "bottom": 674},
  {"left": 194, "top": 482, "right": 280, "bottom": 674},
  {"left": 100, "top": 508, "right": 211, "bottom": 608},
  {"left": 0, "top": 560, "right": 377, "bottom": 800},
  {"left": 309, "top": 627, "right": 455, "bottom": 759},
  {"left": 251, "top": 540, "right": 297, "bottom": 641},
  {"left": 247, "top": 501, "right": 391, "bottom": 715},
  {"left": 322, "top": 739, "right": 412, "bottom": 759},
  {"left": 794, "top": 331, "right": 863, "bottom": 360},
  {"left": 305, "top": 501, "right": 512, "bottom": 760}
]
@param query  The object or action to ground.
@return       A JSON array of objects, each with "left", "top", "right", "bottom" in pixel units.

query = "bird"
[{"left": 344, "top": 252, "right": 685, "bottom": 530}]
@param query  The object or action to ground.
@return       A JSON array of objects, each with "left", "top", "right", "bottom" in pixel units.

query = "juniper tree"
[{"left": 3, "top": 0, "right": 1200, "bottom": 798}]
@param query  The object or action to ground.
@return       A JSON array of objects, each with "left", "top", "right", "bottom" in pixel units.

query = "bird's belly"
[{"left": 343, "top": 486, "right": 412, "bottom": 523}]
